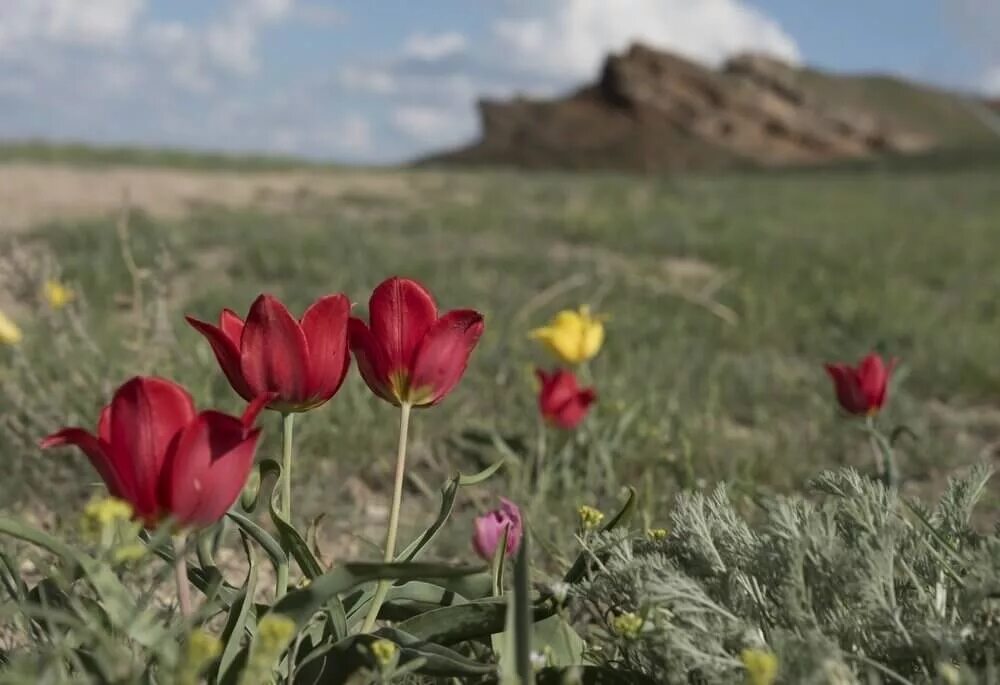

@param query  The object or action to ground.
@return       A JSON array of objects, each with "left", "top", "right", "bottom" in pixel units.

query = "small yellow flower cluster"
[
  {"left": 240, "top": 615, "right": 297, "bottom": 685},
  {"left": 611, "top": 612, "right": 644, "bottom": 639},
  {"left": 43, "top": 280, "right": 75, "bottom": 310},
  {"left": 370, "top": 638, "right": 398, "bottom": 669},
  {"left": 647, "top": 528, "right": 668, "bottom": 541},
  {"left": 531, "top": 306, "right": 605, "bottom": 365},
  {"left": 740, "top": 648, "right": 778, "bottom": 685},
  {"left": 0, "top": 310, "right": 22, "bottom": 346},
  {"left": 578, "top": 505, "right": 604, "bottom": 531},
  {"left": 175, "top": 629, "right": 222, "bottom": 685},
  {"left": 81, "top": 497, "right": 134, "bottom": 539}
]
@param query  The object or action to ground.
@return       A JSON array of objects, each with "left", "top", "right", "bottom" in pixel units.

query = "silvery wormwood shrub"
[{"left": 570, "top": 466, "right": 1000, "bottom": 684}]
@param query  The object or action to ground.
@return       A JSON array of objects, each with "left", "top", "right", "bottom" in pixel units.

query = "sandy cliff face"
[{"left": 424, "top": 44, "right": 934, "bottom": 172}]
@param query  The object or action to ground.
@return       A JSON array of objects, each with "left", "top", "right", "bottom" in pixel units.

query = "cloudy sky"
[{"left": 1, "top": 0, "right": 997, "bottom": 164}]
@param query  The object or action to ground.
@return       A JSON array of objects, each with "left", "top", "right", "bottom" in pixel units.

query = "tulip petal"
[
  {"left": 409, "top": 309, "right": 484, "bottom": 406},
  {"left": 108, "top": 377, "right": 195, "bottom": 518},
  {"left": 858, "top": 354, "right": 888, "bottom": 409},
  {"left": 369, "top": 277, "right": 437, "bottom": 375},
  {"left": 186, "top": 315, "right": 255, "bottom": 401},
  {"left": 300, "top": 294, "right": 351, "bottom": 402},
  {"left": 825, "top": 363, "right": 866, "bottom": 415},
  {"left": 348, "top": 318, "right": 397, "bottom": 404},
  {"left": 40, "top": 428, "right": 131, "bottom": 502},
  {"left": 220, "top": 309, "right": 245, "bottom": 346},
  {"left": 164, "top": 411, "right": 259, "bottom": 527},
  {"left": 240, "top": 294, "right": 311, "bottom": 406}
]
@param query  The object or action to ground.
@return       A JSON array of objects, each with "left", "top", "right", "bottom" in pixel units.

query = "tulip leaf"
[
  {"left": 563, "top": 487, "right": 636, "bottom": 584},
  {"left": 226, "top": 510, "right": 287, "bottom": 575},
  {"left": 397, "top": 459, "right": 505, "bottom": 565},
  {"left": 532, "top": 615, "right": 586, "bottom": 668},
  {"left": 252, "top": 458, "right": 348, "bottom": 639},
  {"left": 293, "top": 627, "right": 494, "bottom": 683},
  {"left": 220, "top": 562, "right": 486, "bottom": 684},
  {"left": 512, "top": 532, "right": 533, "bottom": 683},
  {"left": 269, "top": 561, "right": 486, "bottom": 632},
  {"left": 396, "top": 596, "right": 555, "bottom": 645},
  {"left": 343, "top": 572, "right": 493, "bottom": 625},
  {"left": 214, "top": 533, "right": 259, "bottom": 682}
]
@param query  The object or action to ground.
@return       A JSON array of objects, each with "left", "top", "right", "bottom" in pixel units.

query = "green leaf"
[
  {"left": 513, "top": 532, "right": 533, "bottom": 684},
  {"left": 397, "top": 459, "right": 504, "bottom": 564},
  {"left": 0, "top": 517, "right": 166, "bottom": 649},
  {"left": 215, "top": 533, "right": 259, "bottom": 681},
  {"left": 293, "top": 628, "right": 494, "bottom": 683},
  {"left": 226, "top": 510, "right": 287, "bottom": 575},
  {"left": 397, "top": 597, "right": 555, "bottom": 645},
  {"left": 532, "top": 615, "right": 585, "bottom": 668}
]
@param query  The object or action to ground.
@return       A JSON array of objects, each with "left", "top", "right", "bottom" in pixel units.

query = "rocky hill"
[{"left": 423, "top": 44, "right": 999, "bottom": 172}]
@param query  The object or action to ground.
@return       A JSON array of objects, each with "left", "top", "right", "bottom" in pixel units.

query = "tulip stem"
[
  {"left": 361, "top": 402, "right": 412, "bottom": 633},
  {"left": 173, "top": 534, "right": 192, "bottom": 618},
  {"left": 280, "top": 412, "right": 295, "bottom": 522},
  {"left": 865, "top": 415, "right": 898, "bottom": 489},
  {"left": 277, "top": 411, "right": 295, "bottom": 599}
]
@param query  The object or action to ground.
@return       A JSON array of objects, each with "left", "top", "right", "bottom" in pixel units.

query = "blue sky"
[{"left": 0, "top": 0, "right": 997, "bottom": 164}]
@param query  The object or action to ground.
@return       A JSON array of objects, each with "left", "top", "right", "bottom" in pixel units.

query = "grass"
[
  {"left": 2, "top": 162, "right": 1000, "bottom": 557},
  {"left": 0, "top": 139, "right": 337, "bottom": 171}
]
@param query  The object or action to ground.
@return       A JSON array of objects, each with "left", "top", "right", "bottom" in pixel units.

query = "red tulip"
[
  {"left": 40, "top": 377, "right": 266, "bottom": 528},
  {"left": 348, "top": 277, "right": 484, "bottom": 406},
  {"left": 186, "top": 293, "right": 351, "bottom": 413},
  {"left": 472, "top": 498, "right": 523, "bottom": 561},
  {"left": 536, "top": 368, "right": 597, "bottom": 429},
  {"left": 824, "top": 353, "right": 896, "bottom": 416}
]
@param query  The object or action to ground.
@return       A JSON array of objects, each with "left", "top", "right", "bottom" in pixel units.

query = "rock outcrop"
[{"left": 423, "top": 44, "right": 933, "bottom": 172}]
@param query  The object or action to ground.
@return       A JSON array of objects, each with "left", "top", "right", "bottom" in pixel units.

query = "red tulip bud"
[
  {"left": 824, "top": 353, "right": 896, "bottom": 416},
  {"left": 536, "top": 368, "right": 597, "bottom": 429}
]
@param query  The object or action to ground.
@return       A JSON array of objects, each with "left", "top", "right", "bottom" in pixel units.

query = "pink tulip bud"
[{"left": 472, "top": 498, "right": 523, "bottom": 561}]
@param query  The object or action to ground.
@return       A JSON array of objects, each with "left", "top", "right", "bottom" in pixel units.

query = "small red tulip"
[
  {"left": 348, "top": 277, "right": 484, "bottom": 407},
  {"left": 40, "top": 377, "right": 265, "bottom": 528},
  {"left": 186, "top": 293, "right": 351, "bottom": 413},
  {"left": 472, "top": 498, "right": 523, "bottom": 561},
  {"left": 824, "top": 353, "right": 896, "bottom": 416},
  {"left": 536, "top": 368, "right": 597, "bottom": 429}
]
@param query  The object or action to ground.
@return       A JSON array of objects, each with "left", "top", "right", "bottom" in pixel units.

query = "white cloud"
[
  {"left": 403, "top": 31, "right": 468, "bottom": 61},
  {"left": 0, "top": 0, "right": 146, "bottom": 50},
  {"left": 494, "top": 0, "right": 800, "bottom": 79},
  {"left": 391, "top": 105, "right": 472, "bottom": 146},
  {"left": 338, "top": 65, "right": 397, "bottom": 94}
]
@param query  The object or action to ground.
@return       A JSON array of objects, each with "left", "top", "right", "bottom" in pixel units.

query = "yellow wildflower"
[
  {"left": 176, "top": 629, "right": 222, "bottom": 685},
  {"left": 239, "top": 615, "right": 296, "bottom": 685},
  {"left": 81, "top": 497, "right": 133, "bottom": 539},
  {"left": 611, "top": 612, "right": 643, "bottom": 638},
  {"left": 112, "top": 544, "right": 147, "bottom": 565},
  {"left": 530, "top": 306, "right": 605, "bottom": 365},
  {"left": 43, "top": 280, "right": 75, "bottom": 310},
  {"left": 647, "top": 528, "right": 668, "bottom": 541},
  {"left": 0, "top": 310, "right": 22, "bottom": 345},
  {"left": 578, "top": 505, "right": 604, "bottom": 531},
  {"left": 741, "top": 648, "right": 778, "bottom": 685},
  {"left": 370, "top": 638, "right": 398, "bottom": 669}
]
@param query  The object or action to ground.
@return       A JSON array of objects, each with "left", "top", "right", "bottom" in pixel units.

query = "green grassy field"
[{"left": 2, "top": 162, "right": 1000, "bottom": 556}]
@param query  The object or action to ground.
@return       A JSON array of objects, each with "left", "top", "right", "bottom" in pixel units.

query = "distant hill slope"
[{"left": 423, "top": 44, "right": 1000, "bottom": 173}]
